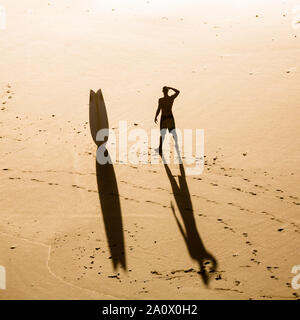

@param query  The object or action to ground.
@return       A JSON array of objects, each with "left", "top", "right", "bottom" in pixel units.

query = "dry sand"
[{"left": 0, "top": 0, "right": 300, "bottom": 299}]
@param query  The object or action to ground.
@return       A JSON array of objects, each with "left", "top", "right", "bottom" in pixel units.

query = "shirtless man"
[{"left": 154, "top": 86, "right": 180, "bottom": 155}]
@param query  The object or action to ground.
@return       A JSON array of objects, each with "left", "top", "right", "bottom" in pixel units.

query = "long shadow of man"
[
  {"left": 90, "top": 89, "right": 126, "bottom": 271},
  {"left": 163, "top": 156, "right": 217, "bottom": 286}
]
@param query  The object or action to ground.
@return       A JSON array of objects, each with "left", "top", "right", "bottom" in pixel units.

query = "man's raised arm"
[{"left": 168, "top": 87, "right": 180, "bottom": 99}]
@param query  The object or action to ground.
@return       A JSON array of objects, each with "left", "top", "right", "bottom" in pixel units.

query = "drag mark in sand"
[{"left": 0, "top": 230, "right": 118, "bottom": 299}]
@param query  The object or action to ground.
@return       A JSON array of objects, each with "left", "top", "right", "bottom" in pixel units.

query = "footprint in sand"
[{"left": 1, "top": 84, "right": 14, "bottom": 104}]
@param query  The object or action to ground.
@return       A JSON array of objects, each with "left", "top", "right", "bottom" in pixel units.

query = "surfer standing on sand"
[{"left": 154, "top": 86, "right": 180, "bottom": 155}]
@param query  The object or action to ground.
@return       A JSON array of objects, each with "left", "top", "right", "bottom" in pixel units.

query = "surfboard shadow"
[
  {"left": 162, "top": 154, "right": 217, "bottom": 286},
  {"left": 90, "top": 89, "right": 126, "bottom": 271}
]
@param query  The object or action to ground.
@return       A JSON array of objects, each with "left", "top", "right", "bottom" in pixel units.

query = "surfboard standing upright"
[{"left": 89, "top": 89, "right": 127, "bottom": 271}]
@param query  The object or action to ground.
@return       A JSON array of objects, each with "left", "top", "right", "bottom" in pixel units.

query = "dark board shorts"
[{"left": 160, "top": 115, "right": 175, "bottom": 132}]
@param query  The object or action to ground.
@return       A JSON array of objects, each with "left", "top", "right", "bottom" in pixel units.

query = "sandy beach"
[{"left": 0, "top": 0, "right": 300, "bottom": 299}]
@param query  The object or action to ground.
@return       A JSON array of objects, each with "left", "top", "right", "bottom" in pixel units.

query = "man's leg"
[
  {"left": 158, "top": 136, "right": 162, "bottom": 154},
  {"left": 159, "top": 129, "right": 167, "bottom": 155},
  {"left": 171, "top": 129, "right": 182, "bottom": 163}
]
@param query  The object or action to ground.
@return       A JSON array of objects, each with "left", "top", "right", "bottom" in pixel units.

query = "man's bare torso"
[{"left": 159, "top": 96, "right": 175, "bottom": 116}]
